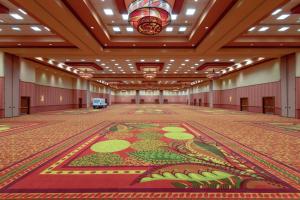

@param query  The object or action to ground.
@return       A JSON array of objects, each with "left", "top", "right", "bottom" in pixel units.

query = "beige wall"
[
  {"left": 296, "top": 52, "right": 300, "bottom": 77},
  {"left": 0, "top": 52, "right": 4, "bottom": 77},
  {"left": 191, "top": 82, "right": 210, "bottom": 94},
  {"left": 20, "top": 59, "right": 35, "bottom": 82},
  {"left": 213, "top": 59, "right": 280, "bottom": 90}
]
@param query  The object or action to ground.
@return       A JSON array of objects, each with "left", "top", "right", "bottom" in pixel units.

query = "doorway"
[
  {"left": 131, "top": 99, "right": 136, "bottom": 104},
  {"left": 78, "top": 98, "right": 83, "bottom": 108},
  {"left": 240, "top": 98, "right": 248, "bottom": 111},
  {"left": 164, "top": 99, "right": 168, "bottom": 104},
  {"left": 263, "top": 97, "right": 275, "bottom": 114},
  {"left": 198, "top": 99, "right": 202, "bottom": 106},
  {"left": 20, "top": 96, "right": 30, "bottom": 115},
  {"left": 193, "top": 99, "right": 196, "bottom": 106},
  {"left": 155, "top": 99, "right": 159, "bottom": 104}
]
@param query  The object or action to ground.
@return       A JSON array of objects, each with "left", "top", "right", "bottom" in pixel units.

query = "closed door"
[
  {"left": 20, "top": 97, "right": 30, "bottom": 115},
  {"left": 131, "top": 99, "right": 135, "bottom": 104},
  {"left": 194, "top": 99, "right": 196, "bottom": 106},
  {"left": 263, "top": 97, "right": 275, "bottom": 114},
  {"left": 155, "top": 99, "right": 159, "bottom": 104},
  {"left": 78, "top": 98, "right": 83, "bottom": 108},
  {"left": 199, "top": 99, "right": 202, "bottom": 106},
  {"left": 240, "top": 98, "right": 248, "bottom": 111},
  {"left": 164, "top": 99, "right": 168, "bottom": 104},
  {"left": 140, "top": 99, "right": 145, "bottom": 104}
]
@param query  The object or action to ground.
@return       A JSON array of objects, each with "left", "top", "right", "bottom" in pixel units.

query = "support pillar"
[
  {"left": 86, "top": 80, "right": 91, "bottom": 108},
  {"left": 4, "top": 53, "right": 20, "bottom": 117},
  {"left": 208, "top": 80, "right": 214, "bottom": 108},
  {"left": 136, "top": 90, "right": 140, "bottom": 104},
  {"left": 281, "top": 54, "right": 296, "bottom": 118},
  {"left": 159, "top": 90, "right": 163, "bottom": 104}
]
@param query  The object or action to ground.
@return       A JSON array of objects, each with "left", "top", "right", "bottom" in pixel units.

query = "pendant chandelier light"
[
  {"left": 79, "top": 70, "right": 93, "bottom": 79},
  {"left": 128, "top": 0, "right": 172, "bottom": 35}
]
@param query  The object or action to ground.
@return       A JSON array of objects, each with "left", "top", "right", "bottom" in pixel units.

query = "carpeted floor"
[{"left": 0, "top": 104, "right": 299, "bottom": 199}]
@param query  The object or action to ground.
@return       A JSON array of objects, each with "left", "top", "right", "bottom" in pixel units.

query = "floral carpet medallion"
[{"left": 0, "top": 121, "right": 299, "bottom": 199}]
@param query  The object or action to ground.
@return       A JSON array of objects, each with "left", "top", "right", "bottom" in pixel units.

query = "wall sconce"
[
  {"left": 40, "top": 95, "right": 45, "bottom": 102},
  {"left": 59, "top": 95, "right": 63, "bottom": 102}
]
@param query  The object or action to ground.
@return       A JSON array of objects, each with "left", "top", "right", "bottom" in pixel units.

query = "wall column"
[
  {"left": 136, "top": 90, "right": 140, "bottom": 104},
  {"left": 280, "top": 54, "right": 296, "bottom": 118},
  {"left": 159, "top": 90, "right": 163, "bottom": 104},
  {"left": 208, "top": 80, "right": 214, "bottom": 108},
  {"left": 86, "top": 80, "right": 91, "bottom": 108},
  {"left": 4, "top": 53, "right": 20, "bottom": 117}
]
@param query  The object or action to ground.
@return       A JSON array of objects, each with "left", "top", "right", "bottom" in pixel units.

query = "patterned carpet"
[{"left": 0, "top": 105, "right": 299, "bottom": 199}]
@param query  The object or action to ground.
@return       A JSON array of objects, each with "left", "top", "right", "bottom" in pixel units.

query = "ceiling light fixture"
[
  {"left": 122, "top": 14, "right": 128, "bottom": 20},
  {"left": 258, "top": 26, "right": 269, "bottom": 32},
  {"left": 272, "top": 9, "right": 282, "bottom": 15},
  {"left": 10, "top": 13, "right": 23, "bottom": 20},
  {"left": 277, "top": 14, "right": 290, "bottom": 20},
  {"left": 171, "top": 14, "right": 177, "bottom": 20},
  {"left": 103, "top": 8, "right": 114, "bottom": 15},
  {"left": 248, "top": 27, "right": 256, "bottom": 32},
  {"left": 113, "top": 26, "right": 121, "bottom": 32},
  {"left": 18, "top": 9, "right": 27, "bottom": 15},
  {"left": 186, "top": 8, "right": 196, "bottom": 16},
  {"left": 278, "top": 26, "right": 290, "bottom": 32},
  {"left": 30, "top": 26, "right": 41, "bottom": 31},
  {"left": 126, "top": 27, "right": 134, "bottom": 32},
  {"left": 128, "top": 0, "right": 172, "bottom": 35},
  {"left": 179, "top": 26, "right": 187, "bottom": 32},
  {"left": 166, "top": 26, "right": 173, "bottom": 32},
  {"left": 12, "top": 27, "right": 21, "bottom": 31}
]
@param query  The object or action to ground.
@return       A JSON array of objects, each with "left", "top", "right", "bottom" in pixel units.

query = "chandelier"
[
  {"left": 79, "top": 70, "right": 93, "bottom": 79},
  {"left": 128, "top": 0, "right": 172, "bottom": 35},
  {"left": 143, "top": 67, "right": 157, "bottom": 79}
]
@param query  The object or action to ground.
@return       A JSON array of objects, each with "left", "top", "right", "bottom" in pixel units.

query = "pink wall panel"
[
  {"left": 164, "top": 95, "right": 187, "bottom": 104},
  {"left": 0, "top": 77, "right": 4, "bottom": 117},
  {"left": 213, "top": 81, "right": 281, "bottom": 114},
  {"left": 296, "top": 78, "right": 300, "bottom": 118},
  {"left": 190, "top": 92, "right": 209, "bottom": 106},
  {"left": 112, "top": 95, "right": 135, "bottom": 104},
  {"left": 140, "top": 95, "right": 159, "bottom": 103},
  {"left": 19, "top": 81, "right": 88, "bottom": 113}
]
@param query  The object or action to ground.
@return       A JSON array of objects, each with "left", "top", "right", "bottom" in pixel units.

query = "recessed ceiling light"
[
  {"left": 194, "top": 63, "right": 199, "bottom": 66},
  {"left": 170, "top": 59, "right": 175, "bottom": 62},
  {"left": 103, "top": 8, "right": 113, "bottom": 15},
  {"left": 113, "top": 26, "right": 121, "bottom": 32},
  {"left": 18, "top": 9, "right": 27, "bottom": 15},
  {"left": 185, "top": 59, "right": 189, "bottom": 62},
  {"left": 96, "top": 59, "right": 100, "bottom": 62},
  {"left": 272, "top": 9, "right": 282, "bottom": 15},
  {"left": 171, "top": 14, "right": 177, "bottom": 20},
  {"left": 181, "top": 63, "right": 186, "bottom": 66},
  {"left": 111, "top": 59, "right": 116, "bottom": 62},
  {"left": 258, "top": 26, "right": 269, "bottom": 32},
  {"left": 248, "top": 27, "right": 256, "bottom": 32},
  {"left": 229, "top": 59, "right": 235, "bottom": 62},
  {"left": 44, "top": 26, "right": 51, "bottom": 31},
  {"left": 199, "top": 59, "right": 205, "bottom": 62},
  {"left": 0, "top": 28, "right": 2, "bottom": 32},
  {"left": 81, "top": 59, "right": 85, "bottom": 61},
  {"left": 278, "top": 26, "right": 289, "bottom": 32},
  {"left": 179, "top": 26, "right": 187, "bottom": 32},
  {"left": 257, "top": 57, "right": 265, "bottom": 61},
  {"left": 298, "top": 29, "right": 300, "bottom": 32},
  {"left": 140, "top": 59, "right": 145, "bottom": 62},
  {"left": 10, "top": 13, "right": 23, "bottom": 20},
  {"left": 166, "top": 27, "right": 173, "bottom": 32},
  {"left": 186, "top": 8, "right": 196, "bottom": 16},
  {"left": 214, "top": 59, "right": 220, "bottom": 62},
  {"left": 122, "top": 14, "right": 128, "bottom": 20},
  {"left": 12, "top": 27, "right": 21, "bottom": 31},
  {"left": 114, "top": 63, "right": 119, "bottom": 66},
  {"left": 101, "top": 63, "right": 105, "bottom": 66},
  {"left": 277, "top": 14, "right": 290, "bottom": 20},
  {"left": 30, "top": 26, "right": 41, "bottom": 31},
  {"left": 128, "top": 63, "right": 132, "bottom": 66},
  {"left": 126, "top": 27, "right": 133, "bottom": 32},
  {"left": 155, "top": 59, "right": 160, "bottom": 62}
]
